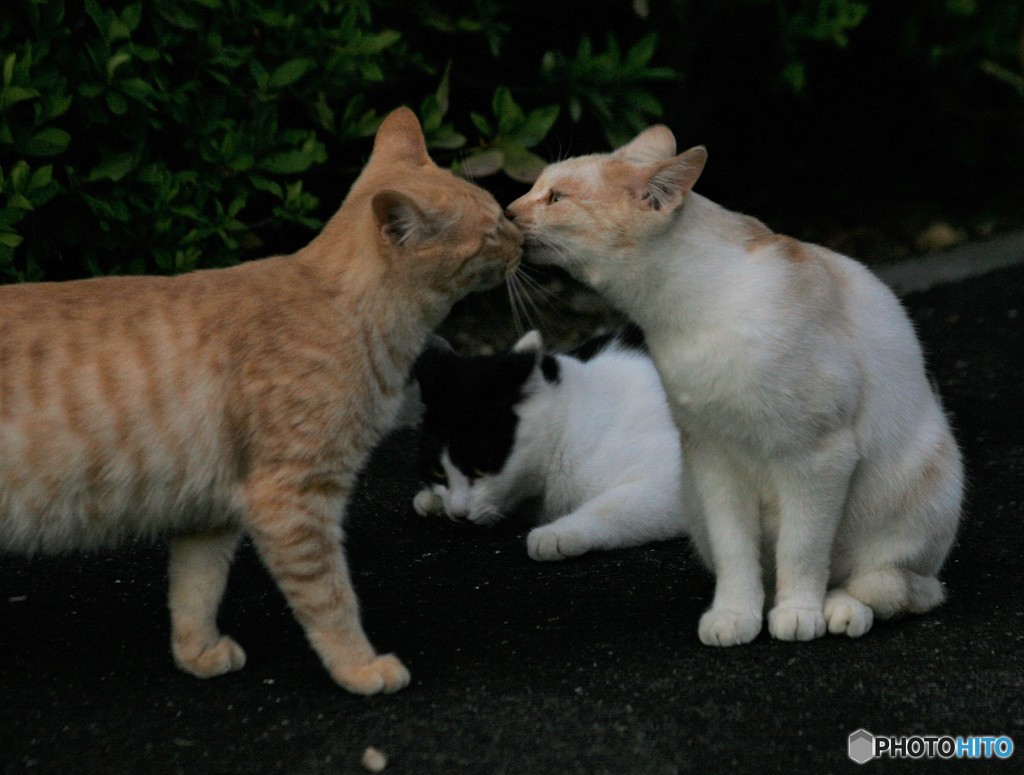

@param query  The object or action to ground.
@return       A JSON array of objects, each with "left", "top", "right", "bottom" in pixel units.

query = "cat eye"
[
  {"left": 473, "top": 467, "right": 488, "bottom": 478},
  {"left": 547, "top": 190, "right": 564, "bottom": 205},
  {"left": 431, "top": 467, "right": 446, "bottom": 481}
]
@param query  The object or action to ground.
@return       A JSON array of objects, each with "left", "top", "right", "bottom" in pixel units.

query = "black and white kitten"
[{"left": 412, "top": 329, "right": 688, "bottom": 561}]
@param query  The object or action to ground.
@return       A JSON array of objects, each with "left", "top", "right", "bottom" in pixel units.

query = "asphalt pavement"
[{"left": 2, "top": 240, "right": 1023, "bottom": 774}]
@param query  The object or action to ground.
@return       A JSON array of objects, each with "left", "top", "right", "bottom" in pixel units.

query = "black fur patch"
[
  {"left": 414, "top": 347, "right": 537, "bottom": 480},
  {"left": 567, "top": 323, "right": 648, "bottom": 362},
  {"left": 540, "top": 355, "right": 560, "bottom": 384}
]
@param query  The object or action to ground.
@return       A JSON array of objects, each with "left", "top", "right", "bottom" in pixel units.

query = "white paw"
[
  {"left": 767, "top": 604, "right": 826, "bottom": 641},
  {"left": 527, "top": 527, "right": 589, "bottom": 562},
  {"left": 698, "top": 608, "right": 762, "bottom": 647},
  {"left": 824, "top": 590, "right": 874, "bottom": 638},
  {"left": 412, "top": 489, "right": 443, "bottom": 517}
]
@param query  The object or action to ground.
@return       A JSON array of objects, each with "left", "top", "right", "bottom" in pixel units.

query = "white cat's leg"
[
  {"left": 768, "top": 429, "right": 858, "bottom": 642},
  {"left": 526, "top": 486, "right": 683, "bottom": 561},
  {"left": 244, "top": 478, "right": 410, "bottom": 696},
  {"left": 168, "top": 531, "right": 247, "bottom": 678},
  {"left": 689, "top": 449, "right": 764, "bottom": 647}
]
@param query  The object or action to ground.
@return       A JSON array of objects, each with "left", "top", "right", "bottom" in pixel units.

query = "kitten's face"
[
  {"left": 505, "top": 126, "right": 706, "bottom": 286},
  {"left": 414, "top": 343, "right": 553, "bottom": 525}
]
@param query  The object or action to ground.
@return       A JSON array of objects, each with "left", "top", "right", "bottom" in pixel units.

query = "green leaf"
[
  {"left": 87, "top": 153, "right": 135, "bottom": 182},
  {"left": 470, "top": 112, "right": 493, "bottom": 138},
  {"left": 2, "top": 54, "right": 15, "bottom": 88},
  {"left": 21, "top": 127, "right": 70, "bottom": 156},
  {"left": 258, "top": 149, "right": 315, "bottom": 175},
  {"left": 492, "top": 87, "right": 524, "bottom": 135},
  {"left": 268, "top": 58, "right": 313, "bottom": 90},
  {"left": 501, "top": 143, "right": 547, "bottom": 183},
  {"left": 517, "top": 105, "right": 560, "bottom": 148},
  {"left": 453, "top": 149, "right": 504, "bottom": 180},
  {"left": 1, "top": 86, "right": 41, "bottom": 111},
  {"left": 0, "top": 230, "right": 24, "bottom": 249},
  {"left": 427, "top": 129, "right": 467, "bottom": 151}
]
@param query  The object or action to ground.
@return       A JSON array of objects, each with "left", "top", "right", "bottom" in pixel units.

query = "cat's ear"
[
  {"left": 372, "top": 190, "right": 441, "bottom": 247},
  {"left": 613, "top": 125, "right": 677, "bottom": 163},
  {"left": 372, "top": 106, "right": 432, "bottom": 167},
  {"left": 639, "top": 145, "right": 707, "bottom": 212},
  {"left": 512, "top": 330, "right": 544, "bottom": 354}
]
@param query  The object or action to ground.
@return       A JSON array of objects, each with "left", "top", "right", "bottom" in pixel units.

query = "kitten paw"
[
  {"left": 527, "top": 527, "right": 588, "bottom": 561},
  {"left": 173, "top": 634, "right": 247, "bottom": 678},
  {"left": 698, "top": 608, "right": 762, "bottom": 647},
  {"left": 767, "top": 604, "right": 826, "bottom": 641},
  {"left": 331, "top": 654, "right": 411, "bottom": 696},
  {"left": 824, "top": 590, "right": 874, "bottom": 638},
  {"left": 412, "top": 489, "right": 443, "bottom": 517}
]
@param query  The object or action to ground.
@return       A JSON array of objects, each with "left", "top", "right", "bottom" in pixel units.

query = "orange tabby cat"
[{"left": 0, "top": 107, "right": 521, "bottom": 694}]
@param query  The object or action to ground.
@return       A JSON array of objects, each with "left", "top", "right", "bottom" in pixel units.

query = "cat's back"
[
  {"left": 558, "top": 344, "right": 678, "bottom": 470},
  {"left": 0, "top": 259, "right": 328, "bottom": 553}
]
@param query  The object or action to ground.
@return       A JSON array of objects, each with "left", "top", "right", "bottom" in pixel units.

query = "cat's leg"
[
  {"left": 767, "top": 429, "right": 858, "bottom": 642},
  {"left": 527, "top": 486, "right": 683, "bottom": 561},
  {"left": 689, "top": 448, "right": 764, "bottom": 647},
  {"left": 168, "top": 531, "right": 247, "bottom": 678},
  {"left": 244, "top": 479, "right": 410, "bottom": 696},
  {"left": 826, "top": 428, "right": 961, "bottom": 636}
]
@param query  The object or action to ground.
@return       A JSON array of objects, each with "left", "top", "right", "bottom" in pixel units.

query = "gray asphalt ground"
[{"left": 2, "top": 236, "right": 1023, "bottom": 774}]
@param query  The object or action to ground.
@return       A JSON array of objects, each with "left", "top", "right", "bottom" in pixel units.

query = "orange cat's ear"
[
  {"left": 613, "top": 125, "right": 677, "bottom": 163},
  {"left": 372, "top": 107, "right": 432, "bottom": 166},
  {"left": 372, "top": 190, "right": 437, "bottom": 247},
  {"left": 640, "top": 145, "right": 707, "bottom": 211}
]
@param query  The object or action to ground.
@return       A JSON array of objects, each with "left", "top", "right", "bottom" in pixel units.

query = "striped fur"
[{"left": 0, "top": 107, "right": 521, "bottom": 694}]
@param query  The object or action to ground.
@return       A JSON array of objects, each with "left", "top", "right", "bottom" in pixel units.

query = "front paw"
[
  {"left": 331, "top": 653, "right": 411, "bottom": 696},
  {"left": 527, "top": 526, "right": 589, "bottom": 562},
  {"left": 412, "top": 489, "right": 443, "bottom": 517},
  {"left": 698, "top": 608, "right": 762, "bottom": 647},
  {"left": 768, "top": 604, "right": 826, "bottom": 641},
  {"left": 173, "top": 634, "right": 247, "bottom": 678}
]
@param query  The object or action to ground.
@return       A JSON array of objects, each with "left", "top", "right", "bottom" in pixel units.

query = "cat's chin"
[{"left": 522, "top": 240, "right": 563, "bottom": 267}]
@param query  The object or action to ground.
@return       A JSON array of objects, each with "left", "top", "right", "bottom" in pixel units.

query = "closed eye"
[{"left": 547, "top": 190, "right": 564, "bottom": 205}]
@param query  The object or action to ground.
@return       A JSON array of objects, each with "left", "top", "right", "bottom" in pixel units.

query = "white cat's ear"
[
  {"left": 372, "top": 190, "right": 438, "bottom": 247},
  {"left": 640, "top": 145, "right": 707, "bottom": 211},
  {"left": 613, "top": 125, "right": 677, "bottom": 163},
  {"left": 513, "top": 330, "right": 544, "bottom": 354},
  {"left": 372, "top": 106, "right": 432, "bottom": 166}
]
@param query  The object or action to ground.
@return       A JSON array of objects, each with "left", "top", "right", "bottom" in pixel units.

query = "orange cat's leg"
[
  {"left": 168, "top": 531, "right": 247, "bottom": 678},
  {"left": 243, "top": 480, "right": 411, "bottom": 695}
]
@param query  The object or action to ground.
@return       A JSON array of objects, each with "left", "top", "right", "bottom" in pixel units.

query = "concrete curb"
[{"left": 875, "top": 229, "right": 1024, "bottom": 295}]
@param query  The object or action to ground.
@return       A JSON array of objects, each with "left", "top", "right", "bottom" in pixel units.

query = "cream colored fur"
[{"left": 507, "top": 126, "right": 963, "bottom": 645}]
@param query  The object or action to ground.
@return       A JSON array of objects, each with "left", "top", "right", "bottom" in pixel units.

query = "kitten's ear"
[
  {"left": 613, "top": 125, "right": 677, "bottom": 163},
  {"left": 640, "top": 145, "right": 707, "bottom": 212},
  {"left": 372, "top": 190, "right": 438, "bottom": 247},
  {"left": 512, "top": 330, "right": 544, "bottom": 354},
  {"left": 372, "top": 107, "right": 432, "bottom": 166}
]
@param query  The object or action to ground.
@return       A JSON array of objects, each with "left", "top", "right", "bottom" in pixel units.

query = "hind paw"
[{"left": 825, "top": 590, "right": 874, "bottom": 638}]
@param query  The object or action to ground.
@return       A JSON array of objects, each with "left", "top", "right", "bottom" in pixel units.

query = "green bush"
[{"left": 0, "top": 0, "right": 676, "bottom": 281}]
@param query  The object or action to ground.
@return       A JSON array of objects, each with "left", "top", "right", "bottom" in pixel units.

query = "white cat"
[
  {"left": 412, "top": 329, "right": 688, "bottom": 561},
  {"left": 506, "top": 126, "right": 964, "bottom": 644}
]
